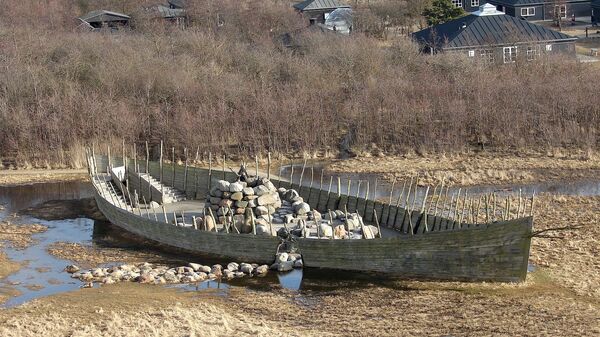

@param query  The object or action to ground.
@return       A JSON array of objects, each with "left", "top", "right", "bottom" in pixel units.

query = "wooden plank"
[
  {"left": 326, "top": 193, "right": 339, "bottom": 212},
  {"left": 299, "top": 186, "right": 311, "bottom": 201},
  {"left": 380, "top": 204, "right": 390, "bottom": 226},
  {"left": 364, "top": 200, "right": 375, "bottom": 222},
  {"left": 318, "top": 189, "right": 330, "bottom": 212},
  {"left": 307, "top": 187, "right": 320, "bottom": 210},
  {"left": 346, "top": 196, "right": 358, "bottom": 213},
  {"left": 373, "top": 202, "right": 384, "bottom": 225},
  {"left": 394, "top": 208, "right": 405, "bottom": 231},
  {"left": 337, "top": 195, "right": 348, "bottom": 213},
  {"left": 387, "top": 206, "right": 398, "bottom": 228}
]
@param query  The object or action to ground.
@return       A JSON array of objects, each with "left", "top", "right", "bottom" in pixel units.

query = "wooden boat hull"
[
  {"left": 298, "top": 218, "right": 533, "bottom": 282},
  {"left": 94, "top": 192, "right": 281, "bottom": 264}
]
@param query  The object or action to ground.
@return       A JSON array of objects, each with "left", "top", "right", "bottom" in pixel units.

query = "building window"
[
  {"left": 526, "top": 46, "right": 539, "bottom": 61},
  {"left": 479, "top": 49, "right": 494, "bottom": 64},
  {"left": 468, "top": 50, "right": 475, "bottom": 57},
  {"left": 521, "top": 7, "right": 535, "bottom": 17},
  {"left": 471, "top": 0, "right": 479, "bottom": 7},
  {"left": 503, "top": 46, "right": 517, "bottom": 63},
  {"left": 451, "top": 0, "right": 463, "bottom": 8},
  {"left": 555, "top": 5, "right": 567, "bottom": 19},
  {"left": 546, "top": 44, "right": 553, "bottom": 51}
]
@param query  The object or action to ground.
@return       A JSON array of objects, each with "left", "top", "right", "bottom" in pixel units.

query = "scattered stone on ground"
[{"left": 64, "top": 258, "right": 291, "bottom": 286}]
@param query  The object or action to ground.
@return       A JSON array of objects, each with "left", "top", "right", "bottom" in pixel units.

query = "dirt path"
[{"left": 0, "top": 169, "right": 87, "bottom": 186}]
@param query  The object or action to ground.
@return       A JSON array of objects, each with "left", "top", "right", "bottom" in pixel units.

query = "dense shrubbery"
[{"left": 0, "top": 0, "right": 599, "bottom": 167}]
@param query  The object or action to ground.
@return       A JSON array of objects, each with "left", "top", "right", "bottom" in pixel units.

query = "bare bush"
[{"left": 0, "top": 1, "right": 599, "bottom": 167}]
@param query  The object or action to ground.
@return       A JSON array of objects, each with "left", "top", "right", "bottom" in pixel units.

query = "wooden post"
[
  {"left": 328, "top": 210, "right": 335, "bottom": 239},
  {"left": 373, "top": 208, "right": 382, "bottom": 238},
  {"left": 162, "top": 205, "right": 168, "bottom": 223},
  {"left": 251, "top": 211, "right": 257, "bottom": 235},
  {"left": 208, "top": 152, "right": 212, "bottom": 191},
  {"left": 419, "top": 186, "right": 430, "bottom": 232},
  {"left": 277, "top": 163, "right": 283, "bottom": 188},
  {"left": 365, "top": 181, "right": 370, "bottom": 201},
  {"left": 356, "top": 180, "right": 362, "bottom": 199},
  {"left": 181, "top": 210, "right": 186, "bottom": 226},
  {"left": 411, "top": 176, "right": 420, "bottom": 211},
  {"left": 373, "top": 178, "right": 378, "bottom": 201},
  {"left": 184, "top": 147, "right": 189, "bottom": 191},
  {"left": 289, "top": 160, "right": 294, "bottom": 189},
  {"left": 267, "top": 207, "right": 273, "bottom": 236},
  {"left": 485, "top": 193, "right": 490, "bottom": 223},
  {"left": 529, "top": 192, "right": 535, "bottom": 217},
  {"left": 506, "top": 196, "right": 511, "bottom": 220},
  {"left": 142, "top": 196, "right": 150, "bottom": 218},
  {"left": 107, "top": 145, "right": 112, "bottom": 169},
  {"left": 172, "top": 147, "right": 176, "bottom": 187},
  {"left": 132, "top": 143, "right": 137, "bottom": 174},
  {"left": 158, "top": 141, "right": 163, "bottom": 192},
  {"left": 192, "top": 216, "right": 197, "bottom": 230},
  {"left": 308, "top": 165, "right": 314, "bottom": 201},
  {"left": 517, "top": 188, "right": 522, "bottom": 218},
  {"left": 173, "top": 212, "right": 178, "bottom": 226},
  {"left": 459, "top": 190, "right": 468, "bottom": 225},
  {"left": 328, "top": 176, "right": 333, "bottom": 194},
  {"left": 122, "top": 139, "right": 126, "bottom": 171},
  {"left": 208, "top": 208, "right": 217, "bottom": 232},
  {"left": 452, "top": 188, "right": 462, "bottom": 220},
  {"left": 475, "top": 195, "right": 483, "bottom": 225},
  {"left": 404, "top": 177, "right": 414, "bottom": 208},
  {"left": 267, "top": 152, "right": 271, "bottom": 179},
  {"left": 337, "top": 177, "right": 341, "bottom": 196},
  {"left": 194, "top": 163, "right": 199, "bottom": 198},
  {"left": 255, "top": 155, "right": 259, "bottom": 178},
  {"left": 492, "top": 193, "right": 497, "bottom": 222},
  {"left": 433, "top": 180, "right": 445, "bottom": 217},
  {"left": 388, "top": 177, "right": 396, "bottom": 205},
  {"left": 395, "top": 180, "right": 407, "bottom": 207},
  {"left": 300, "top": 159, "right": 308, "bottom": 187},
  {"left": 151, "top": 203, "right": 158, "bottom": 221},
  {"left": 347, "top": 179, "right": 352, "bottom": 196}
]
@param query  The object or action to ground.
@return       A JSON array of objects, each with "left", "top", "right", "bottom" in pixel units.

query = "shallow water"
[
  {"left": 0, "top": 181, "right": 304, "bottom": 308},
  {"left": 280, "top": 162, "right": 600, "bottom": 203}
]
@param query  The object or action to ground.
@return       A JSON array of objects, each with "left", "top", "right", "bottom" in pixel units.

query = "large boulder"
[
  {"left": 229, "top": 182, "right": 244, "bottom": 192},
  {"left": 257, "top": 192, "right": 279, "bottom": 206},
  {"left": 255, "top": 224, "right": 271, "bottom": 236},
  {"left": 216, "top": 180, "right": 230, "bottom": 192},
  {"left": 294, "top": 202, "right": 311, "bottom": 215},
  {"left": 318, "top": 223, "right": 333, "bottom": 237},
  {"left": 204, "top": 215, "right": 216, "bottom": 231},
  {"left": 253, "top": 185, "right": 271, "bottom": 196},
  {"left": 261, "top": 178, "right": 276, "bottom": 191},
  {"left": 255, "top": 206, "right": 269, "bottom": 216}
]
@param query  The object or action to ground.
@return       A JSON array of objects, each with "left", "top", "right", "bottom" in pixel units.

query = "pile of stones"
[
  {"left": 65, "top": 261, "right": 274, "bottom": 287},
  {"left": 270, "top": 252, "right": 303, "bottom": 272}
]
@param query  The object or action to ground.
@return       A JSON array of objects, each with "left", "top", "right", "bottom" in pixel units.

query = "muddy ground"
[
  {"left": 0, "top": 169, "right": 87, "bottom": 186},
  {"left": 0, "top": 162, "right": 598, "bottom": 336}
]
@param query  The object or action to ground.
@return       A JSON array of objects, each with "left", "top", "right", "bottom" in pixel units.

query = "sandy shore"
[{"left": 0, "top": 161, "right": 598, "bottom": 336}]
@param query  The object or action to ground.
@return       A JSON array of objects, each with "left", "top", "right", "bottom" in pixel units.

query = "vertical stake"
[{"left": 267, "top": 152, "right": 271, "bottom": 179}]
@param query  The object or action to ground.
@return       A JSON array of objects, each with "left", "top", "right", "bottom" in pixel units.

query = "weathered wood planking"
[
  {"left": 298, "top": 217, "right": 533, "bottom": 282},
  {"left": 94, "top": 192, "right": 280, "bottom": 263}
]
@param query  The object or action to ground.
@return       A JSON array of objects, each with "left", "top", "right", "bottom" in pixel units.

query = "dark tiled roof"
[
  {"left": 488, "top": 0, "right": 588, "bottom": 6},
  {"left": 168, "top": 0, "right": 185, "bottom": 9},
  {"left": 80, "top": 10, "right": 130, "bottom": 23},
  {"left": 293, "top": 0, "right": 350, "bottom": 11},
  {"left": 413, "top": 13, "right": 576, "bottom": 49}
]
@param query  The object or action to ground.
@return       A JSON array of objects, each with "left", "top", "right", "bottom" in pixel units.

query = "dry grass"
[
  {"left": 0, "top": 169, "right": 87, "bottom": 186},
  {"left": 326, "top": 150, "right": 600, "bottom": 186}
]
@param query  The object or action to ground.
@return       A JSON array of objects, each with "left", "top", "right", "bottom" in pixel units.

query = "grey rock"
[
  {"left": 253, "top": 185, "right": 271, "bottom": 197},
  {"left": 247, "top": 199, "right": 257, "bottom": 208},
  {"left": 255, "top": 206, "right": 269, "bottom": 216},
  {"left": 65, "top": 265, "right": 80, "bottom": 273},
  {"left": 276, "top": 252, "right": 288, "bottom": 263},
  {"left": 256, "top": 265, "right": 269, "bottom": 275},
  {"left": 149, "top": 201, "right": 160, "bottom": 209},
  {"left": 163, "top": 271, "right": 179, "bottom": 283},
  {"left": 257, "top": 192, "right": 279, "bottom": 206},
  {"left": 235, "top": 200, "right": 248, "bottom": 208},
  {"left": 188, "top": 263, "right": 201, "bottom": 271},
  {"left": 294, "top": 202, "right": 311, "bottom": 215},
  {"left": 277, "top": 261, "right": 294, "bottom": 272},
  {"left": 102, "top": 277, "right": 116, "bottom": 284},
  {"left": 216, "top": 180, "right": 230, "bottom": 192},
  {"left": 229, "top": 182, "right": 244, "bottom": 192},
  {"left": 283, "top": 189, "right": 299, "bottom": 202},
  {"left": 230, "top": 192, "right": 244, "bottom": 201},
  {"left": 198, "top": 265, "right": 212, "bottom": 273},
  {"left": 293, "top": 259, "right": 303, "bottom": 268},
  {"left": 319, "top": 223, "right": 333, "bottom": 237},
  {"left": 240, "top": 263, "right": 253, "bottom": 274},
  {"left": 227, "top": 262, "right": 239, "bottom": 272},
  {"left": 234, "top": 271, "right": 245, "bottom": 278},
  {"left": 363, "top": 225, "right": 379, "bottom": 239},
  {"left": 261, "top": 179, "right": 276, "bottom": 191},
  {"left": 255, "top": 224, "right": 271, "bottom": 236},
  {"left": 209, "top": 197, "right": 222, "bottom": 205},
  {"left": 243, "top": 187, "right": 255, "bottom": 196}
]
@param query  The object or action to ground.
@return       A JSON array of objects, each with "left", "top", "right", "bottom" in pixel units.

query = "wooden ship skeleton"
[{"left": 85, "top": 143, "right": 534, "bottom": 282}]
